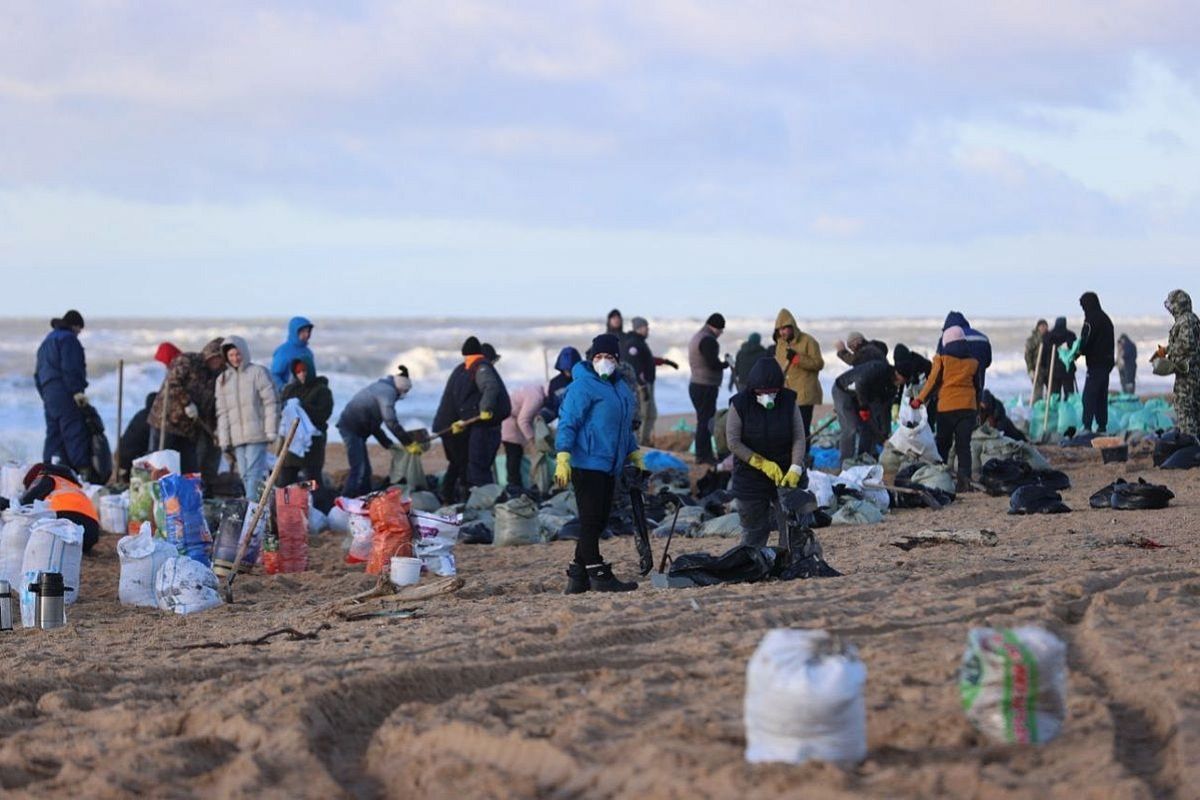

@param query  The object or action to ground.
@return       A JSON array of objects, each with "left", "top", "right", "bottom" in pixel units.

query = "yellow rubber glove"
[
  {"left": 782, "top": 465, "right": 804, "bottom": 488},
  {"left": 479, "top": 410, "right": 494, "bottom": 422},
  {"left": 554, "top": 452, "right": 572, "bottom": 488},
  {"left": 629, "top": 450, "right": 646, "bottom": 471},
  {"left": 748, "top": 453, "right": 784, "bottom": 485},
  {"left": 404, "top": 441, "right": 424, "bottom": 456},
  {"left": 450, "top": 420, "right": 467, "bottom": 435}
]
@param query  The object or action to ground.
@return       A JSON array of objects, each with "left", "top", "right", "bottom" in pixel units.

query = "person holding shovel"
[
  {"left": 443, "top": 337, "right": 512, "bottom": 489},
  {"left": 337, "top": 366, "right": 419, "bottom": 498},
  {"left": 149, "top": 338, "right": 225, "bottom": 482},
  {"left": 555, "top": 333, "right": 644, "bottom": 594}
]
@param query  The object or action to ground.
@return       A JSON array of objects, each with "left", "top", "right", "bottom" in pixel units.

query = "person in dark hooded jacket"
[
  {"left": 441, "top": 337, "right": 513, "bottom": 489},
  {"left": 34, "top": 310, "right": 94, "bottom": 479},
  {"left": 280, "top": 358, "right": 334, "bottom": 488},
  {"left": 621, "top": 317, "right": 678, "bottom": 446},
  {"left": 833, "top": 359, "right": 903, "bottom": 464},
  {"left": 337, "top": 366, "right": 418, "bottom": 497},
  {"left": 1071, "top": 291, "right": 1115, "bottom": 432},
  {"left": 118, "top": 392, "right": 157, "bottom": 480},
  {"left": 727, "top": 357, "right": 807, "bottom": 548},
  {"left": 270, "top": 316, "right": 316, "bottom": 389},
  {"left": 1042, "top": 317, "right": 1077, "bottom": 399},
  {"left": 978, "top": 390, "right": 1027, "bottom": 442},
  {"left": 733, "top": 333, "right": 769, "bottom": 391},
  {"left": 936, "top": 312, "right": 992, "bottom": 388},
  {"left": 541, "top": 346, "right": 583, "bottom": 424},
  {"left": 1117, "top": 334, "right": 1137, "bottom": 395}
]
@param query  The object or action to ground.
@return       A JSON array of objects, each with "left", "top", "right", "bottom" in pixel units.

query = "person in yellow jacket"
[{"left": 772, "top": 309, "right": 824, "bottom": 444}]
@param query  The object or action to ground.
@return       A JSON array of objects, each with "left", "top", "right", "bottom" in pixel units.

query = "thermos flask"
[
  {"left": 0, "top": 580, "right": 14, "bottom": 631},
  {"left": 28, "top": 572, "right": 67, "bottom": 630}
]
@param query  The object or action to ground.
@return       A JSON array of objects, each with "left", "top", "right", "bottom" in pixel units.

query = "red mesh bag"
[{"left": 273, "top": 484, "right": 311, "bottom": 573}]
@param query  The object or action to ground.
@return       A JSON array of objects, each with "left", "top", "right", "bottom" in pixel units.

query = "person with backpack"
[
  {"left": 912, "top": 326, "right": 981, "bottom": 492},
  {"left": 337, "top": 366, "right": 419, "bottom": 498},
  {"left": 555, "top": 334, "right": 643, "bottom": 594},
  {"left": 727, "top": 357, "right": 806, "bottom": 548}
]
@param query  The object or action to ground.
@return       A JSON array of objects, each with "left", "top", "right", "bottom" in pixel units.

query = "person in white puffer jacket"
[{"left": 216, "top": 335, "right": 279, "bottom": 499}]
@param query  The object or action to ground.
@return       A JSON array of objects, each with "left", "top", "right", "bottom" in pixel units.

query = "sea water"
[{"left": 0, "top": 315, "right": 1174, "bottom": 462}]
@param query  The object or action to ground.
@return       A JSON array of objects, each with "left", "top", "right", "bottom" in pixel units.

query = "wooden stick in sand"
[
  {"left": 1041, "top": 345, "right": 1058, "bottom": 443},
  {"left": 221, "top": 418, "right": 300, "bottom": 603},
  {"left": 157, "top": 378, "right": 169, "bottom": 451},
  {"left": 110, "top": 359, "right": 124, "bottom": 485}
]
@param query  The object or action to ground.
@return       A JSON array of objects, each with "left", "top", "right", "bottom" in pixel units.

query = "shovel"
[
  {"left": 649, "top": 494, "right": 692, "bottom": 588},
  {"left": 221, "top": 419, "right": 300, "bottom": 603}
]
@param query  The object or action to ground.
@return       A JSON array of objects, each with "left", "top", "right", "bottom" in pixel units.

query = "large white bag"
[
  {"left": 155, "top": 556, "right": 223, "bottom": 615},
  {"left": 744, "top": 629, "right": 868, "bottom": 766},
  {"left": 834, "top": 465, "right": 890, "bottom": 512},
  {"left": 959, "top": 626, "right": 1068, "bottom": 744},
  {"left": 0, "top": 506, "right": 53, "bottom": 589},
  {"left": 100, "top": 494, "right": 129, "bottom": 535},
  {"left": 804, "top": 471, "right": 836, "bottom": 509},
  {"left": 19, "top": 518, "right": 84, "bottom": 627},
  {"left": 136, "top": 449, "right": 181, "bottom": 476},
  {"left": 1, "top": 462, "right": 29, "bottom": 503},
  {"left": 888, "top": 404, "right": 942, "bottom": 463},
  {"left": 118, "top": 522, "right": 178, "bottom": 607}
]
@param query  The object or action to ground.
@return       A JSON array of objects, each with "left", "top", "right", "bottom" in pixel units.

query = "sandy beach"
[{"left": 1, "top": 417, "right": 1198, "bottom": 800}]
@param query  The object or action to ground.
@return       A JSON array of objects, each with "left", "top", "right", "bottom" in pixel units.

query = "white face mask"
[
  {"left": 756, "top": 393, "right": 777, "bottom": 409},
  {"left": 593, "top": 358, "right": 617, "bottom": 378}
]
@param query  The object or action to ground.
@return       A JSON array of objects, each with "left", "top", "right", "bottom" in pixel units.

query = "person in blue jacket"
[
  {"left": 554, "top": 334, "right": 644, "bottom": 594},
  {"left": 540, "top": 346, "right": 583, "bottom": 423},
  {"left": 34, "top": 310, "right": 95, "bottom": 480},
  {"left": 270, "top": 316, "right": 316, "bottom": 389}
]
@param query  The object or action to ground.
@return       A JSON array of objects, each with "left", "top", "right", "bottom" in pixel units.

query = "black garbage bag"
[
  {"left": 1059, "top": 432, "right": 1100, "bottom": 448},
  {"left": 460, "top": 522, "right": 494, "bottom": 544},
  {"left": 1009, "top": 484, "right": 1071, "bottom": 515},
  {"left": 82, "top": 404, "right": 113, "bottom": 484},
  {"left": 1089, "top": 481, "right": 1118, "bottom": 509},
  {"left": 981, "top": 458, "right": 1071, "bottom": 495},
  {"left": 668, "top": 544, "right": 778, "bottom": 587},
  {"left": 1153, "top": 430, "right": 1199, "bottom": 467},
  {"left": 1160, "top": 445, "right": 1200, "bottom": 470},
  {"left": 1110, "top": 478, "right": 1174, "bottom": 510}
]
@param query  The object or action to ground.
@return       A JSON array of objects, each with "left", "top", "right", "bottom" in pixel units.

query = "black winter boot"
[
  {"left": 585, "top": 563, "right": 638, "bottom": 592},
  {"left": 565, "top": 562, "right": 590, "bottom": 595}
]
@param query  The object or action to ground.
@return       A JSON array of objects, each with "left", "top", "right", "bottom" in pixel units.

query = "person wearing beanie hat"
[
  {"left": 555, "top": 333, "right": 643, "bottom": 594},
  {"left": 279, "top": 356, "right": 335, "bottom": 490},
  {"left": 336, "top": 365, "right": 418, "bottom": 498},
  {"left": 440, "top": 336, "right": 512, "bottom": 489},
  {"left": 35, "top": 309, "right": 93, "bottom": 478},
  {"left": 835, "top": 331, "right": 888, "bottom": 367},
  {"left": 482, "top": 343, "right": 500, "bottom": 363},
  {"left": 150, "top": 338, "right": 227, "bottom": 481},
  {"left": 687, "top": 313, "right": 730, "bottom": 464},
  {"left": 621, "top": 317, "right": 678, "bottom": 446},
  {"left": 912, "top": 326, "right": 981, "bottom": 491}
]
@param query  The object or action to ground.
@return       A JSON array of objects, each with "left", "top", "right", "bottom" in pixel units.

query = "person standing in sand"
[
  {"left": 149, "top": 337, "right": 225, "bottom": 483},
  {"left": 772, "top": 309, "right": 824, "bottom": 445},
  {"left": 687, "top": 313, "right": 730, "bottom": 465},
  {"left": 912, "top": 326, "right": 980, "bottom": 492},
  {"left": 555, "top": 334, "right": 643, "bottom": 594},
  {"left": 34, "top": 309, "right": 95, "bottom": 481},
  {"left": 1156, "top": 289, "right": 1200, "bottom": 435},
  {"left": 337, "top": 366, "right": 420, "bottom": 498},
  {"left": 443, "top": 337, "right": 512, "bottom": 489},
  {"left": 270, "top": 316, "right": 316, "bottom": 390},
  {"left": 216, "top": 336, "right": 279, "bottom": 499},
  {"left": 622, "top": 316, "right": 678, "bottom": 447}
]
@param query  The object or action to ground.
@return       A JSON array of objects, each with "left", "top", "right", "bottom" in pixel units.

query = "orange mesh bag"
[{"left": 366, "top": 487, "right": 413, "bottom": 574}]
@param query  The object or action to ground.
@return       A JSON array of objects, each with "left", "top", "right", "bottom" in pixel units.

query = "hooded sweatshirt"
[
  {"left": 772, "top": 308, "right": 824, "bottom": 406},
  {"left": 1166, "top": 289, "right": 1200, "bottom": 379},
  {"left": 542, "top": 347, "right": 582, "bottom": 423},
  {"left": 501, "top": 384, "right": 547, "bottom": 445},
  {"left": 936, "top": 312, "right": 992, "bottom": 387},
  {"left": 216, "top": 335, "right": 279, "bottom": 449},
  {"left": 270, "top": 316, "right": 316, "bottom": 389},
  {"left": 734, "top": 333, "right": 769, "bottom": 388},
  {"left": 727, "top": 357, "right": 805, "bottom": 499},
  {"left": 1078, "top": 293, "right": 1115, "bottom": 371},
  {"left": 35, "top": 318, "right": 88, "bottom": 397}
]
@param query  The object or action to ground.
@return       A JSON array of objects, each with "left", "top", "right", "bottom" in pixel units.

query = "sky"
[{"left": 3, "top": 1, "right": 1200, "bottom": 318}]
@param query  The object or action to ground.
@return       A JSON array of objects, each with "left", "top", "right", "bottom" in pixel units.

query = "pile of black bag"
[
  {"left": 1154, "top": 430, "right": 1200, "bottom": 470},
  {"left": 1089, "top": 478, "right": 1175, "bottom": 510},
  {"left": 980, "top": 457, "right": 1071, "bottom": 496}
]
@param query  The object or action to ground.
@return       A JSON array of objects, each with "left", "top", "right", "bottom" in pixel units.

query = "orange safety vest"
[{"left": 46, "top": 475, "right": 98, "bottom": 522}]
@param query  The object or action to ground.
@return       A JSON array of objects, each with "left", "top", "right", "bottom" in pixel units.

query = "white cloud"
[{"left": 811, "top": 214, "right": 864, "bottom": 237}]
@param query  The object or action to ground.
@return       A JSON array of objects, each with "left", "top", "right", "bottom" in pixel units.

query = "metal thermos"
[
  {"left": 28, "top": 572, "right": 66, "bottom": 630},
  {"left": 0, "top": 580, "right": 14, "bottom": 631}
]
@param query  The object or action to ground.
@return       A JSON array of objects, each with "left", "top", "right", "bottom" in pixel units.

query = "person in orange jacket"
[
  {"left": 911, "top": 326, "right": 980, "bottom": 492},
  {"left": 20, "top": 463, "right": 100, "bottom": 553}
]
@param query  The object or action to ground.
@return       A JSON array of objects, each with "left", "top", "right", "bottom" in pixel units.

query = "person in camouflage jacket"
[
  {"left": 1160, "top": 289, "right": 1200, "bottom": 435},
  {"left": 149, "top": 337, "right": 225, "bottom": 475}
]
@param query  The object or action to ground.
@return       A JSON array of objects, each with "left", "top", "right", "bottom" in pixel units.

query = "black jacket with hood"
[
  {"left": 728, "top": 357, "right": 802, "bottom": 500},
  {"left": 1078, "top": 292, "right": 1115, "bottom": 371}
]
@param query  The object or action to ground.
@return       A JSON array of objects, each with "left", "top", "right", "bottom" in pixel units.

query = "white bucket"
[
  {"left": 99, "top": 495, "right": 128, "bottom": 535},
  {"left": 389, "top": 556, "right": 422, "bottom": 587}
]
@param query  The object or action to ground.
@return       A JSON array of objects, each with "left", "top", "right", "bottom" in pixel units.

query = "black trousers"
[
  {"left": 936, "top": 409, "right": 976, "bottom": 481},
  {"left": 689, "top": 383, "right": 719, "bottom": 461},
  {"left": 572, "top": 467, "right": 615, "bottom": 566},
  {"left": 279, "top": 436, "right": 327, "bottom": 491},
  {"left": 798, "top": 404, "right": 814, "bottom": 446},
  {"left": 503, "top": 442, "right": 524, "bottom": 488},
  {"left": 440, "top": 433, "right": 469, "bottom": 502},
  {"left": 1082, "top": 368, "right": 1112, "bottom": 431}
]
